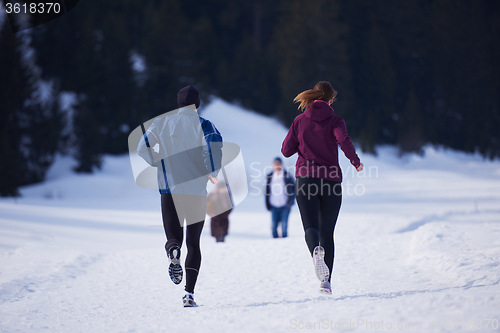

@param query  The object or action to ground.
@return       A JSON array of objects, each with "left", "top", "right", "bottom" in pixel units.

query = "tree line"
[{"left": 1, "top": 0, "right": 499, "bottom": 196}]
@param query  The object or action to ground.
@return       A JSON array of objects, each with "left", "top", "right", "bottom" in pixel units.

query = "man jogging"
[{"left": 137, "top": 85, "right": 223, "bottom": 307}]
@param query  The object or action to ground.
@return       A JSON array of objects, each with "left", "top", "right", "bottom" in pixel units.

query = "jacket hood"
[{"left": 304, "top": 100, "right": 335, "bottom": 121}]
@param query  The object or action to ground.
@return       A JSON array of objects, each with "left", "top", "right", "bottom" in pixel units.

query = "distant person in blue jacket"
[
  {"left": 137, "top": 85, "right": 222, "bottom": 307},
  {"left": 265, "top": 157, "right": 295, "bottom": 238}
]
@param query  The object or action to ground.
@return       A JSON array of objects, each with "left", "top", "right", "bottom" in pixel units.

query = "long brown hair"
[{"left": 293, "top": 81, "right": 338, "bottom": 111}]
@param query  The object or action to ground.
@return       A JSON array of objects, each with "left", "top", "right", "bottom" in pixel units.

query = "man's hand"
[
  {"left": 356, "top": 163, "right": 364, "bottom": 172},
  {"left": 209, "top": 175, "right": 218, "bottom": 184}
]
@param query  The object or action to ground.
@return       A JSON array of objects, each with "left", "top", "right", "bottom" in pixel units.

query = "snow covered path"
[{"left": 1, "top": 202, "right": 499, "bottom": 332}]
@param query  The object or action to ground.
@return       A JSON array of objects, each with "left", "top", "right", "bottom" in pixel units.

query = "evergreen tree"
[
  {"left": 271, "top": 0, "right": 352, "bottom": 125},
  {"left": 32, "top": 1, "right": 138, "bottom": 171},
  {"left": 398, "top": 84, "right": 423, "bottom": 154},
  {"left": 0, "top": 19, "right": 28, "bottom": 196},
  {"left": 0, "top": 16, "right": 63, "bottom": 195}
]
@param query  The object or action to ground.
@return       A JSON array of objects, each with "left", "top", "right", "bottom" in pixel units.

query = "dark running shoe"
[{"left": 167, "top": 245, "right": 183, "bottom": 285}]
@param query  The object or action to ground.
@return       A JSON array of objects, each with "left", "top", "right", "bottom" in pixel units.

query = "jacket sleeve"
[
  {"left": 137, "top": 121, "right": 160, "bottom": 167},
  {"left": 281, "top": 120, "right": 299, "bottom": 158},
  {"left": 201, "top": 118, "right": 223, "bottom": 177},
  {"left": 265, "top": 173, "right": 271, "bottom": 211},
  {"left": 333, "top": 118, "right": 360, "bottom": 167}
]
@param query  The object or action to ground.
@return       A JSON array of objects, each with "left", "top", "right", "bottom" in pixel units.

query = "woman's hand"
[
  {"left": 356, "top": 163, "right": 364, "bottom": 172},
  {"left": 209, "top": 175, "right": 219, "bottom": 184}
]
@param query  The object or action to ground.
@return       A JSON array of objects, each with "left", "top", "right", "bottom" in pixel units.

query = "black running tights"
[
  {"left": 161, "top": 194, "right": 204, "bottom": 294},
  {"left": 295, "top": 177, "right": 342, "bottom": 282}
]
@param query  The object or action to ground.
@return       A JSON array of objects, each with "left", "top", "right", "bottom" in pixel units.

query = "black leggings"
[
  {"left": 161, "top": 194, "right": 205, "bottom": 294},
  {"left": 295, "top": 177, "right": 342, "bottom": 282}
]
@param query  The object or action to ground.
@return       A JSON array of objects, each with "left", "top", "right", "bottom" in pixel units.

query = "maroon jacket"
[{"left": 281, "top": 100, "right": 360, "bottom": 183}]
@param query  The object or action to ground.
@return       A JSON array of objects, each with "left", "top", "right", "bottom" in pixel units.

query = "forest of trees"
[{"left": 1, "top": 0, "right": 499, "bottom": 196}]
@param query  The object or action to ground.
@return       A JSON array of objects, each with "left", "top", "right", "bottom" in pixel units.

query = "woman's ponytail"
[{"left": 293, "top": 81, "right": 337, "bottom": 111}]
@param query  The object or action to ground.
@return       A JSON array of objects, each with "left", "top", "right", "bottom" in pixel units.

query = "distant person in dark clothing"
[
  {"left": 208, "top": 181, "right": 232, "bottom": 242},
  {"left": 282, "top": 81, "right": 363, "bottom": 295},
  {"left": 265, "top": 157, "right": 295, "bottom": 238}
]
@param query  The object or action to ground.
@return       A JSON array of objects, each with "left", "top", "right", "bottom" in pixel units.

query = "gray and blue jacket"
[{"left": 137, "top": 107, "right": 223, "bottom": 195}]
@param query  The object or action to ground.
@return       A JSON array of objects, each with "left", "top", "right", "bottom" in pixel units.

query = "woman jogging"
[{"left": 281, "top": 81, "right": 363, "bottom": 294}]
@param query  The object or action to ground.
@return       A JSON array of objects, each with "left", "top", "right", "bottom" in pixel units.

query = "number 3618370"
[{"left": 5, "top": 2, "right": 61, "bottom": 14}]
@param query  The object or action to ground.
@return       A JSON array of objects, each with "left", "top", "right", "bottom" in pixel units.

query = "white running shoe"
[
  {"left": 182, "top": 293, "right": 197, "bottom": 307},
  {"left": 313, "top": 246, "right": 329, "bottom": 283},
  {"left": 319, "top": 281, "right": 332, "bottom": 294}
]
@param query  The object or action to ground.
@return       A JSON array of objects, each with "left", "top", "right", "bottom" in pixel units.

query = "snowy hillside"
[{"left": 1, "top": 99, "right": 500, "bottom": 332}]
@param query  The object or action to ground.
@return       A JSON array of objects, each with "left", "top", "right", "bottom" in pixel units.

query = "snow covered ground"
[{"left": 1, "top": 99, "right": 500, "bottom": 332}]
